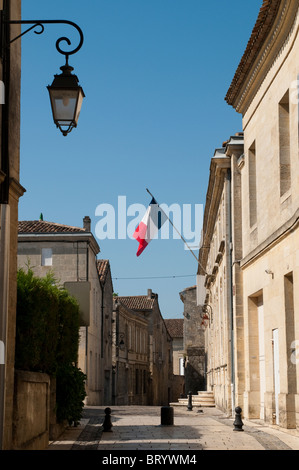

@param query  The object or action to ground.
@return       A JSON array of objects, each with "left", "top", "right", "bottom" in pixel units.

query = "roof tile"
[
  {"left": 116, "top": 295, "right": 155, "bottom": 311},
  {"left": 225, "top": 0, "right": 281, "bottom": 107},
  {"left": 164, "top": 319, "right": 184, "bottom": 338},
  {"left": 18, "top": 220, "right": 86, "bottom": 234},
  {"left": 97, "top": 259, "right": 110, "bottom": 283}
]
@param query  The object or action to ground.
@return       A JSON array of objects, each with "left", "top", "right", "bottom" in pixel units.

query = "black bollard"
[
  {"left": 187, "top": 391, "right": 193, "bottom": 411},
  {"left": 103, "top": 407, "right": 113, "bottom": 432},
  {"left": 161, "top": 406, "right": 174, "bottom": 426},
  {"left": 233, "top": 406, "right": 244, "bottom": 431}
]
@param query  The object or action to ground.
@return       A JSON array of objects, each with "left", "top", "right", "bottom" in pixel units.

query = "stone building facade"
[
  {"left": 224, "top": 0, "right": 299, "bottom": 429},
  {"left": 0, "top": 0, "right": 24, "bottom": 450},
  {"left": 180, "top": 285, "right": 205, "bottom": 395},
  {"left": 112, "top": 298, "right": 149, "bottom": 405},
  {"left": 164, "top": 319, "right": 184, "bottom": 376},
  {"left": 197, "top": 135, "right": 244, "bottom": 415},
  {"left": 114, "top": 290, "right": 173, "bottom": 406},
  {"left": 97, "top": 259, "right": 114, "bottom": 405},
  {"left": 17, "top": 217, "right": 114, "bottom": 406},
  {"left": 164, "top": 318, "right": 185, "bottom": 400}
]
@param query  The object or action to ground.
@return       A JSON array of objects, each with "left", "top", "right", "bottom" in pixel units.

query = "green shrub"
[
  {"left": 55, "top": 363, "right": 87, "bottom": 425},
  {"left": 56, "top": 289, "right": 80, "bottom": 366},
  {"left": 16, "top": 268, "right": 60, "bottom": 373},
  {"left": 16, "top": 267, "right": 85, "bottom": 424}
]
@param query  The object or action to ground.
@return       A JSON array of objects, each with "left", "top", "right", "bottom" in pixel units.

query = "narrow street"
[{"left": 48, "top": 405, "right": 299, "bottom": 452}]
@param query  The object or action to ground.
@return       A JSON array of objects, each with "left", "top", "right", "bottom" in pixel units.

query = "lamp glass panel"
[
  {"left": 50, "top": 89, "right": 79, "bottom": 122},
  {"left": 74, "top": 89, "right": 84, "bottom": 123}
]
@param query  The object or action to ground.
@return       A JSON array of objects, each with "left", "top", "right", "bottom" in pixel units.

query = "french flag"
[{"left": 133, "top": 197, "right": 166, "bottom": 257}]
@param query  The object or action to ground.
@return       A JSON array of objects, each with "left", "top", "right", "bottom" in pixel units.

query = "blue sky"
[{"left": 19, "top": 0, "right": 262, "bottom": 318}]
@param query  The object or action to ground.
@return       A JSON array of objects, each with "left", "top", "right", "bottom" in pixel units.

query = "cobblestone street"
[{"left": 48, "top": 405, "right": 299, "bottom": 452}]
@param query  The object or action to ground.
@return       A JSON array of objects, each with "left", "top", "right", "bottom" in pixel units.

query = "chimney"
[
  {"left": 147, "top": 289, "right": 152, "bottom": 299},
  {"left": 83, "top": 216, "right": 91, "bottom": 232}
]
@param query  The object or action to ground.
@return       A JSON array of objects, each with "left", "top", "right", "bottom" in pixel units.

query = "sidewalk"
[{"left": 48, "top": 405, "right": 299, "bottom": 451}]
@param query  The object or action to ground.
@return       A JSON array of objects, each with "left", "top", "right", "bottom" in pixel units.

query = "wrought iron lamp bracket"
[{"left": 3, "top": 18, "right": 84, "bottom": 63}]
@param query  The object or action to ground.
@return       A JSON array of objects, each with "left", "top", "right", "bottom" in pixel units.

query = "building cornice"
[
  {"left": 240, "top": 207, "right": 299, "bottom": 268},
  {"left": 224, "top": 134, "right": 244, "bottom": 157},
  {"left": 10, "top": 177, "right": 26, "bottom": 199},
  {"left": 18, "top": 232, "right": 100, "bottom": 255},
  {"left": 114, "top": 300, "right": 149, "bottom": 325},
  {"left": 226, "top": 0, "right": 299, "bottom": 114}
]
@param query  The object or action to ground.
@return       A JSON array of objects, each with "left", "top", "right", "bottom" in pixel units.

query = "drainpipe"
[{"left": 226, "top": 168, "right": 235, "bottom": 416}]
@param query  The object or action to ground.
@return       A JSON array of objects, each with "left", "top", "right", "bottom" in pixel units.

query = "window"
[
  {"left": 135, "top": 328, "right": 139, "bottom": 353},
  {"left": 128, "top": 325, "right": 132, "bottom": 350},
  {"left": 279, "top": 91, "right": 291, "bottom": 197},
  {"left": 41, "top": 248, "right": 52, "bottom": 266}
]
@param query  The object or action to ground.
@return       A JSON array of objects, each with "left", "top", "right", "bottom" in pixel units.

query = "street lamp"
[
  {"left": 47, "top": 57, "right": 85, "bottom": 136},
  {"left": 3, "top": 18, "right": 85, "bottom": 137}
]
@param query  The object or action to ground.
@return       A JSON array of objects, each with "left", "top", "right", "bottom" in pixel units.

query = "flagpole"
[{"left": 146, "top": 188, "right": 208, "bottom": 275}]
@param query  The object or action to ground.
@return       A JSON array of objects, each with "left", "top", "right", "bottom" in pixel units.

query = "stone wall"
[
  {"left": 180, "top": 286, "right": 205, "bottom": 394},
  {"left": 0, "top": 0, "right": 24, "bottom": 450},
  {"left": 12, "top": 370, "right": 51, "bottom": 450},
  {"left": 172, "top": 375, "right": 185, "bottom": 399},
  {"left": 172, "top": 336, "right": 184, "bottom": 376},
  {"left": 235, "top": 2, "right": 299, "bottom": 428},
  {"left": 185, "top": 347, "right": 206, "bottom": 394}
]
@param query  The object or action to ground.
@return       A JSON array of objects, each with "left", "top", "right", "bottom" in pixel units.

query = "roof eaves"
[{"left": 225, "top": 0, "right": 281, "bottom": 108}]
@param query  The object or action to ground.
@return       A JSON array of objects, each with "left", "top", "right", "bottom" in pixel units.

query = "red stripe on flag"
[
  {"left": 133, "top": 221, "right": 147, "bottom": 243},
  {"left": 133, "top": 221, "right": 148, "bottom": 256},
  {"left": 136, "top": 239, "right": 148, "bottom": 257}
]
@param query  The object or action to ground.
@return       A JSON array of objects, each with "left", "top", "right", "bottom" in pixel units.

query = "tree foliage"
[{"left": 16, "top": 267, "right": 86, "bottom": 424}]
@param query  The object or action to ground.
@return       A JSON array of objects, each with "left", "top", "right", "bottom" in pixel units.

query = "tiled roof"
[
  {"left": 225, "top": 0, "right": 281, "bottom": 107},
  {"left": 164, "top": 319, "right": 184, "bottom": 338},
  {"left": 116, "top": 295, "right": 155, "bottom": 311},
  {"left": 18, "top": 220, "right": 86, "bottom": 234},
  {"left": 97, "top": 259, "right": 110, "bottom": 283}
]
